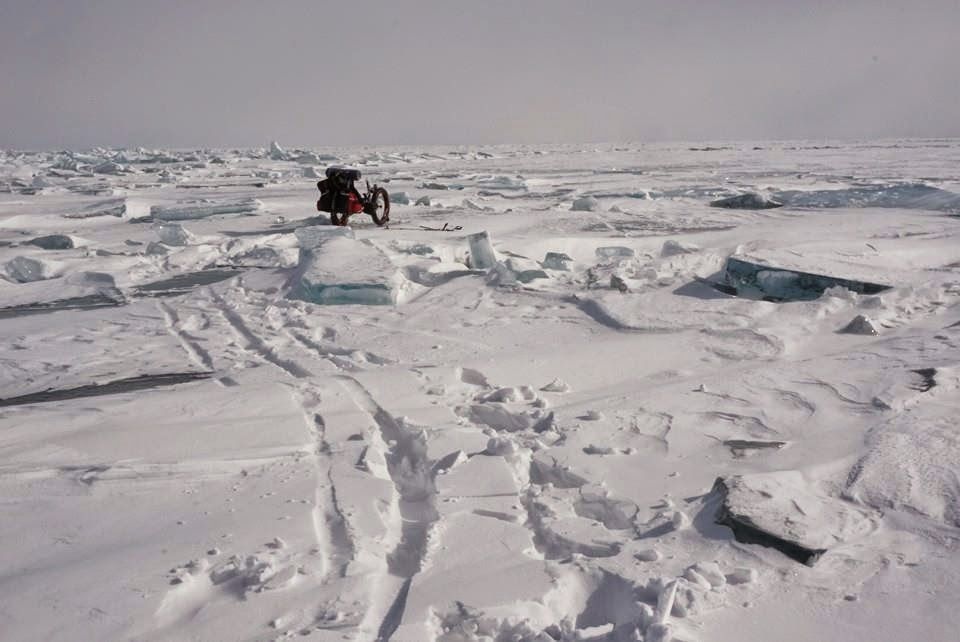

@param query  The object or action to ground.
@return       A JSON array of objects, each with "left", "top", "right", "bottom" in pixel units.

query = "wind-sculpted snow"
[{"left": 2, "top": 139, "right": 960, "bottom": 642}]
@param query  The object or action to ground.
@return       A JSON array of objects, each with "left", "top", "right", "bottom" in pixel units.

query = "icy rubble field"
[{"left": 2, "top": 140, "right": 960, "bottom": 642}]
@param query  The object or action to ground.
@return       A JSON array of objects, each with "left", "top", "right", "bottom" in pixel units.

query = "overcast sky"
[{"left": 1, "top": 0, "right": 958, "bottom": 148}]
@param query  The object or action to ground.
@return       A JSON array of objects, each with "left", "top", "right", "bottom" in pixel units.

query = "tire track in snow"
[
  {"left": 160, "top": 287, "right": 363, "bottom": 635},
  {"left": 337, "top": 376, "right": 439, "bottom": 640},
  {"left": 286, "top": 329, "right": 361, "bottom": 372},
  {"left": 298, "top": 398, "right": 354, "bottom": 581},
  {"left": 157, "top": 300, "right": 216, "bottom": 372},
  {"left": 208, "top": 291, "right": 312, "bottom": 379}
]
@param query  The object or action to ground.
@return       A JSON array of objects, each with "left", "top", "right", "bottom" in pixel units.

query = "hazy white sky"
[{"left": 1, "top": 0, "right": 958, "bottom": 148}]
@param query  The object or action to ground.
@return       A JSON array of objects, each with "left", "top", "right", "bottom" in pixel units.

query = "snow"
[{"left": 2, "top": 139, "right": 960, "bottom": 642}]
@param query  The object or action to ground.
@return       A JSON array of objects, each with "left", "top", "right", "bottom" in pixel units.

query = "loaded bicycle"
[{"left": 316, "top": 167, "right": 390, "bottom": 226}]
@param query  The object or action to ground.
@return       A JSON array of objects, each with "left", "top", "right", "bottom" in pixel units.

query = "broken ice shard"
[
  {"left": 723, "top": 256, "right": 891, "bottom": 301},
  {"left": 838, "top": 314, "right": 879, "bottom": 335},
  {"left": 710, "top": 193, "right": 783, "bottom": 209},
  {"left": 571, "top": 196, "right": 600, "bottom": 211},
  {"left": 151, "top": 198, "right": 262, "bottom": 221},
  {"left": 712, "top": 473, "right": 874, "bottom": 565},
  {"left": 4, "top": 256, "right": 51, "bottom": 283},
  {"left": 155, "top": 223, "right": 194, "bottom": 246},
  {"left": 28, "top": 234, "right": 75, "bottom": 250},
  {"left": 595, "top": 246, "right": 635, "bottom": 260},
  {"left": 541, "top": 252, "right": 573, "bottom": 271},
  {"left": 467, "top": 231, "right": 497, "bottom": 270}
]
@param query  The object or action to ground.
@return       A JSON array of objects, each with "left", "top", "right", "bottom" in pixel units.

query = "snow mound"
[
  {"left": 846, "top": 405, "right": 960, "bottom": 527},
  {"left": 288, "top": 226, "right": 408, "bottom": 305}
]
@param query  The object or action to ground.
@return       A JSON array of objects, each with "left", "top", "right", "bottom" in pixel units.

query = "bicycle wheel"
[{"left": 370, "top": 187, "right": 390, "bottom": 226}]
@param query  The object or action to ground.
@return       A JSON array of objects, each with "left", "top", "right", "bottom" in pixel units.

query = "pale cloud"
[{"left": 1, "top": 0, "right": 957, "bottom": 148}]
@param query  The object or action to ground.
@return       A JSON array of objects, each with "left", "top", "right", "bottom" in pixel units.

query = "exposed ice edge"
[{"left": 721, "top": 255, "right": 891, "bottom": 301}]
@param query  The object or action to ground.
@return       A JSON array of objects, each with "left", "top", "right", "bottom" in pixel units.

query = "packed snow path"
[{"left": 2, "top": 141, "right": 960, "bottom": 641}]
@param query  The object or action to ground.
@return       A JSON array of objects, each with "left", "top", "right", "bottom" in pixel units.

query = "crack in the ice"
[{"left": 0, "top": 371, "right": 213, "bottom": 408}]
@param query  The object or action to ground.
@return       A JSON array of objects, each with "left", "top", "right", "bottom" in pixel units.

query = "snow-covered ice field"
[{"left": 2, "top": 140, "right": 960, "bottom": 641}]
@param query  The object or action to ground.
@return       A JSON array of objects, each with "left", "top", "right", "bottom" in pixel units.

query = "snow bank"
[{"left": 846, "top": 400, "right": 960, "bottom": 527}]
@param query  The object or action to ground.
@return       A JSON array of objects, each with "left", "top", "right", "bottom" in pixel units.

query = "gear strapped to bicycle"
[{"left": 316, "top": 167, "right": 390, "bottom": 226}]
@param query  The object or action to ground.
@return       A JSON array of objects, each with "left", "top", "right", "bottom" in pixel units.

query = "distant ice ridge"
[
  {"left": 288, "top": 226, "right": 409, "bottom": 305},
  {"left": 773, "top": 183, "right": 960, "bottom": 213},
  {"left": 150, "top": 198, "right": 262, "bottom": 221}
]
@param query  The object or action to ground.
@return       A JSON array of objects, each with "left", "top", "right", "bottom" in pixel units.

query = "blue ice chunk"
[
  {"left": 596, "top": 246, "right": 635, "bottom": 260},
  {"left": 289, "top": 226, "right": 405, "bottom": 305},
  {"left": 467, "top": 231, "right": 497, "bottom": 270},
  {"left": 723, "top": 256, "right": 891, "bottom": 301}
]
